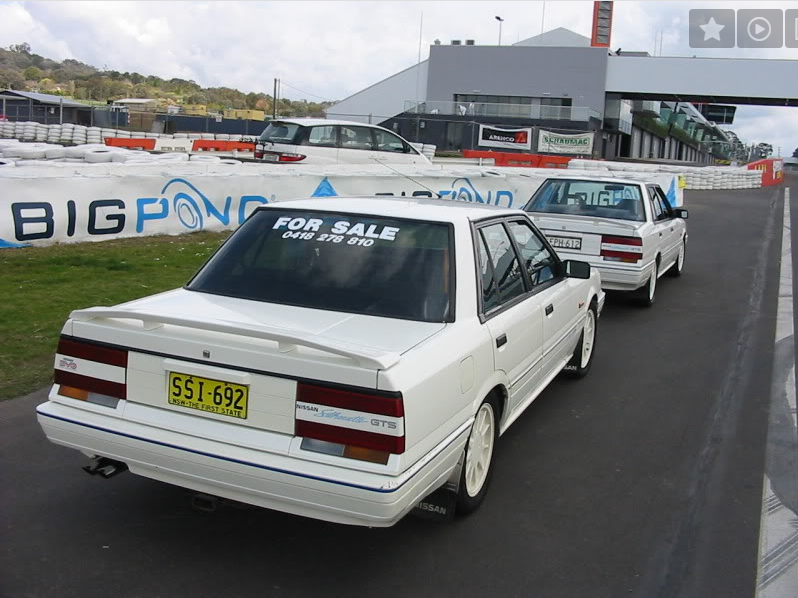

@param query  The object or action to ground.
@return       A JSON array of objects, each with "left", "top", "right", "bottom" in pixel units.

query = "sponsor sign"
[
  {"left": 537, "top": 130, "right": 595, "bottom": 155},
  {"left": 0, "top": 169, "right": 548, "bottom": 247},
  {"left": 478, "top": 125, "right": 532, "bottom": 151}
]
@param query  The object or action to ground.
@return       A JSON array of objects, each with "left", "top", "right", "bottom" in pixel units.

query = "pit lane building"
[{"left": 326, "top": 27, "right": 734, "bottom": 163}]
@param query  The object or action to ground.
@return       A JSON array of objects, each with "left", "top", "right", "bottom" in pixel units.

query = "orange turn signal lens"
[{"left": 58, "top": 385, "right": 89, "bottom": 401}]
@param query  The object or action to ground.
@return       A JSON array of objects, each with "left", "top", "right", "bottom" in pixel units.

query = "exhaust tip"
[{"left": 83, "top": 457, "right": 128, "bottom": 479}]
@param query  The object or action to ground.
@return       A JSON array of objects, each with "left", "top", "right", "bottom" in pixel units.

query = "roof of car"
[
  {"left": 272, "top": 118, "right": 391, "bottom": 129},
  {"left": 542, "top": 172, "right": 649, "bottom": 186},
  {"left": 261, "top": 196, "right": 521, "bottom": 223}
]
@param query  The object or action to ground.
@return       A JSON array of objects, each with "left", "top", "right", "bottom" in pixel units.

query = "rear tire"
[
  {"left": 456, "top": 397, "right": 499, "bottom": 515},
  {"left": 635, "top": 261, "right": 658, "bottom": 307}
]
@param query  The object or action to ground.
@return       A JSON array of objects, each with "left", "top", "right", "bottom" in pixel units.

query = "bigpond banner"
[
  {"left": 0, "top": 168, "right": 549, "bottom": 247},
  {"left": 537, "top": 130, "right": 595, "bottom": 155}
]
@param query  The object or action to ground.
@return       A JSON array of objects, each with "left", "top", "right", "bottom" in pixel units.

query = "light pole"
[{"left": 495, "top": 16, "right": 504, "bottom": 45}]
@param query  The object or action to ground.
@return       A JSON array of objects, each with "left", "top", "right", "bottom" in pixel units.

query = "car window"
[
  {"left": 302, "top": 125, "right": 337, "bottom": 147},
  {"left": 648, "top": 187, "right": 668, "bottom": 221},
  {"left": 188, "top": 210, "right": 453, "bottom": 323},
  {"left": 373, "top": 129, "right": 408, "bottom": 153},
  {"left": 506, "top": 220, "right": 558, "bottom": 287},
  {"left": 477, "top": 233, "right": 501, "bottom": 313},
  {"left": 655, "top": 187, "right": 673, "bottom": 219},
  {"left": 339, "top": 126, "right": 375, "bottom": 150},
  {"left": 648, "top": 187, "right": 663, "bottom": 221},
  {"left": 258, "top": 122, "right": 301, "bottom": 144},
  {"left": 526, "top": 179, "right": 645, "bottom": 222},
  {"left": 479, "top": 223, "right": 526, "bottom": 308}
]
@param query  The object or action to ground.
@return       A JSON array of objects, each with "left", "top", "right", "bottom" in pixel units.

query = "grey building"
[
  {"left": 327, "top": 28, "right": 734, "bottom": 163},
  {"left": 0, "top": 90, "right": 92, "bottom": 125}
]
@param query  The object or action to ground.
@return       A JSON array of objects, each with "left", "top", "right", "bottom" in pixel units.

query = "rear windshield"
[
  {"left": 188, "top": 210, "right": 454, "bottom": 322},
  {"left": 258, "top": 122, "right": 301, "bottom": 144},
  {"left": 525, "top": 179, "right": 646, "bottom": 222}
]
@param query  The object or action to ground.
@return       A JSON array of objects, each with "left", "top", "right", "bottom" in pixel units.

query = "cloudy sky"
[{"left": 1, "top": 0, "right": 796, "bottom": 154}]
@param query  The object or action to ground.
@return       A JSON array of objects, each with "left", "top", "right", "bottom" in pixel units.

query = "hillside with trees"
[{"left": 0, "top": 43, "right": 331, "bottom": 117}]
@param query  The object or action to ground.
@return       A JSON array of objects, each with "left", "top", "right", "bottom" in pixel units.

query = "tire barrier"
[{"left": 566, "top": 158, "right": 764, "bottom": 190}]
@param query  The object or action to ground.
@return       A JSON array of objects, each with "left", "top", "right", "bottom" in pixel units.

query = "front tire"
[
  {"left": 456, "top": 398, "right": 499, "bottom": 515},
  {"left": 667, "top": 239, "right": 686, "bottom": 277},
  {"left": 564, "top": 301, "right": 597, "bottom": 379}
]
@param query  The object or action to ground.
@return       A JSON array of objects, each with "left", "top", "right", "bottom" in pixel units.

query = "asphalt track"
[{"left": 1, "top": 177, "right": 794, "bottom": 598}]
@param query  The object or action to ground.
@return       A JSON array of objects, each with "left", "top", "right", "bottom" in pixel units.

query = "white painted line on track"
[{"left": 757, "top": 187, "right": 798, "bottom": 598}]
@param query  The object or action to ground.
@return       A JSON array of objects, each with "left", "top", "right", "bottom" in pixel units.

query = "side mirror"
[
  {"left": 673, "top": 208, "right": 688, "bottom": 219},
  {"left": 564, "top": 260, "right": 591, "bottom": 279}
]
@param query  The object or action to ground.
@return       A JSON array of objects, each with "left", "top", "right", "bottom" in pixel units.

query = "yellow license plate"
[{"left": 168, "top": 372, "right": 248, "bottom": 420}]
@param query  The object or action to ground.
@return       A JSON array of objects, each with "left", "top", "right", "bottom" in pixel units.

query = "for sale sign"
[
  {"left": 537, "top": 130, "right": 595, "bottom": 155},
  {"left": 478, "top": 125, "right": 532, "bottom": 151}
]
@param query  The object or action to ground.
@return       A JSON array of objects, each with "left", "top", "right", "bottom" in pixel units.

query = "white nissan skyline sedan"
[
  {"left": 524, "top": 176, "right": 688, "bottom": 306},
  {"left": 37, "top": 197, "right": 603, "bottom": 527}
]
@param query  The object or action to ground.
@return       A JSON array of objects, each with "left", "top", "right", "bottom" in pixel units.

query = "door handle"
[
  {"left": 496, "top": 334, "right": 507, "bottom": 348},
  {"left": 545, "top": 304, "right": 554, "bottom": 316},
  {"left": 659, "top": 232, "right": 663, "bottom": 237}
]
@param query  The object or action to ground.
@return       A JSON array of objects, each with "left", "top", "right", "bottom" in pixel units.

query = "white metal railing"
[{"left": 404, "top": 100, "right": 601, "bottom": 122}]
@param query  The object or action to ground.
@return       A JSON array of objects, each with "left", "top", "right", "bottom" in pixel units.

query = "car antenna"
[{"left": 370, "top": 158, "right": 442, "bottom": 198}]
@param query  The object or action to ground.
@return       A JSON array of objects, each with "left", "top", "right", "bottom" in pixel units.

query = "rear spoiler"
[{"left": 70, "top": 307, "right": 400, "bottom": 370}]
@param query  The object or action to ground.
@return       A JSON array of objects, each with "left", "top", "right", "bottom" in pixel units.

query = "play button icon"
[
  {"left": 749, "top": 18, "right": 770, "bottom": 41},
  {"left": 738, "top": 9, "right": 783, "bottom": 47}
]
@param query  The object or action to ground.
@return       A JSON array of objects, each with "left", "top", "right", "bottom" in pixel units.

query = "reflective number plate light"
[{"left": 168, "top": 372, "right": 248, "bottom": 419}]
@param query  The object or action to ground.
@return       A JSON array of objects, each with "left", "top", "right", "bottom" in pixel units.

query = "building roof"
[
  {"left": 0, "top": 89, "right": 89, "bottom": 107},
  {"left": 113, "top": 98, "right": 158, "bottom": 104},
  {"left": 514, "top": 27, "right": 592, "bottom": 48}
]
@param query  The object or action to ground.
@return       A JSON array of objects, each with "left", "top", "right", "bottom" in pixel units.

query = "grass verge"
[{"left": 0, "top": 231, "right": 230, "bottom": 400}]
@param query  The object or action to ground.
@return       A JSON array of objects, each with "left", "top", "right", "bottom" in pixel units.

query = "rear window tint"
[
  {"left": 259, "top": 122, "right": 301, "bottom": 144},
  {"left": 188, "top": 210, "right": 454, "bottom": 322},
  {"left": 526, "top": 179, "right": 646, "bottom": 222}
]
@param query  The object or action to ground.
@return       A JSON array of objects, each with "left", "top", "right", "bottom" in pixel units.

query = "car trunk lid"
[{"left": 529, "top": 213, "right": 642, "bottom": 256}]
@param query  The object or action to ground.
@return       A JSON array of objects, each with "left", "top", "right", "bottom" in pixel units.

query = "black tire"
[
  {"left": 667, "top": 239, "right": 686, "bottom": 278},
  {"left": 564, "top": 301, "right": 598, "bottom": 379},
  {"left": 456, "top": 396, "right": 500, "bottom": 515},
  {"left": 635, "top": 260, "right": 658, "bottom": 307}
]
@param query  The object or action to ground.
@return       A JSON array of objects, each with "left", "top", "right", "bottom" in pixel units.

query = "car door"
[
  {"left": 506, "top": 218, "right": 582, "bottom": 371},
  {"left": 646, "top": 185, "right": 670, "bottom": 266},
  {"left": 337, "top": 125, "right": 380, "bottom": 164},
  {"left": 298, "top": 124, "right": 339, "bottom": 164},
  {"left": 475, "top": 221, "right": 544, "bottom": 412},
  {"left": 654, "top": 186, "right": 683, "bottom": 264},
  {"left": 371, "top": 128, "right": 420, "bottom": 164},
  {"left": 647, "top": 185, "right": 678, "bottom": 266}
]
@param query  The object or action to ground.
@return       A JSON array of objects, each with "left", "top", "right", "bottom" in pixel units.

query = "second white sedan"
[{"left": 524, "top": 176, "right": 688, "bottom": 306}]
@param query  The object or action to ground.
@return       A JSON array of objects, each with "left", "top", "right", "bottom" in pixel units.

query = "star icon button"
[{"left": 700, "top": 17, "right": 725, "bottom": 41}]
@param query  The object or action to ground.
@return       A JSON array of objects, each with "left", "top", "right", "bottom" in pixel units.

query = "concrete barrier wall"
[{"left": 0, "top": 164, "right": 549, "bottom": 248}]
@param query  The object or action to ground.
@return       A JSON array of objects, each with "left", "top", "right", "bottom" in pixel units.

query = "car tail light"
[
  {"left": 277, "top": 152, "right": 306, "bottom": 162},
  {"left": 601, "top": 235, "right": 643, "bottom": 263},
  {"left": 54, "top": 337, "right": 127, "bottom": 404},
  {"left": 295, "top": 383, "right": 404, "bottom": 463}
]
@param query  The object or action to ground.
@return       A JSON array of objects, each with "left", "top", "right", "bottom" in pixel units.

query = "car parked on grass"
[
  {"left": 253, "top": 118, "right": 431, "bottom": 165},
  {"left": 524, "top": 176, "right": 688, "bottom": 306},
  {"left": 37, "top": 197, "right": 603, "bottom": 527}
]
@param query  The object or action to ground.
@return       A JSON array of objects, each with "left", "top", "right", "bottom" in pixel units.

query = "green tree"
[{"left": 22, "top": 65, "right": 42, "bottom": 81}]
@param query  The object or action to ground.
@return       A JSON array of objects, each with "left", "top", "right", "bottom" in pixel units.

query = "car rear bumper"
[
  {"left": 557, "top": 251, "right": 653, "bottom": 292},
  {"left": 36, "top": 396, "right": 469, "bottom": 527}
]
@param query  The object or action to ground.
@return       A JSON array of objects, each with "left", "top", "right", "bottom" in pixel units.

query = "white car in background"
[
  {"left": 253, "top": 118, "right": 431, "bottom": 165},
  {"left": 524, "top": 176, "right": 688, "bottom": 306},
  {"left": 37, "top": 197, "right": 603, "bottom": 527}
]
